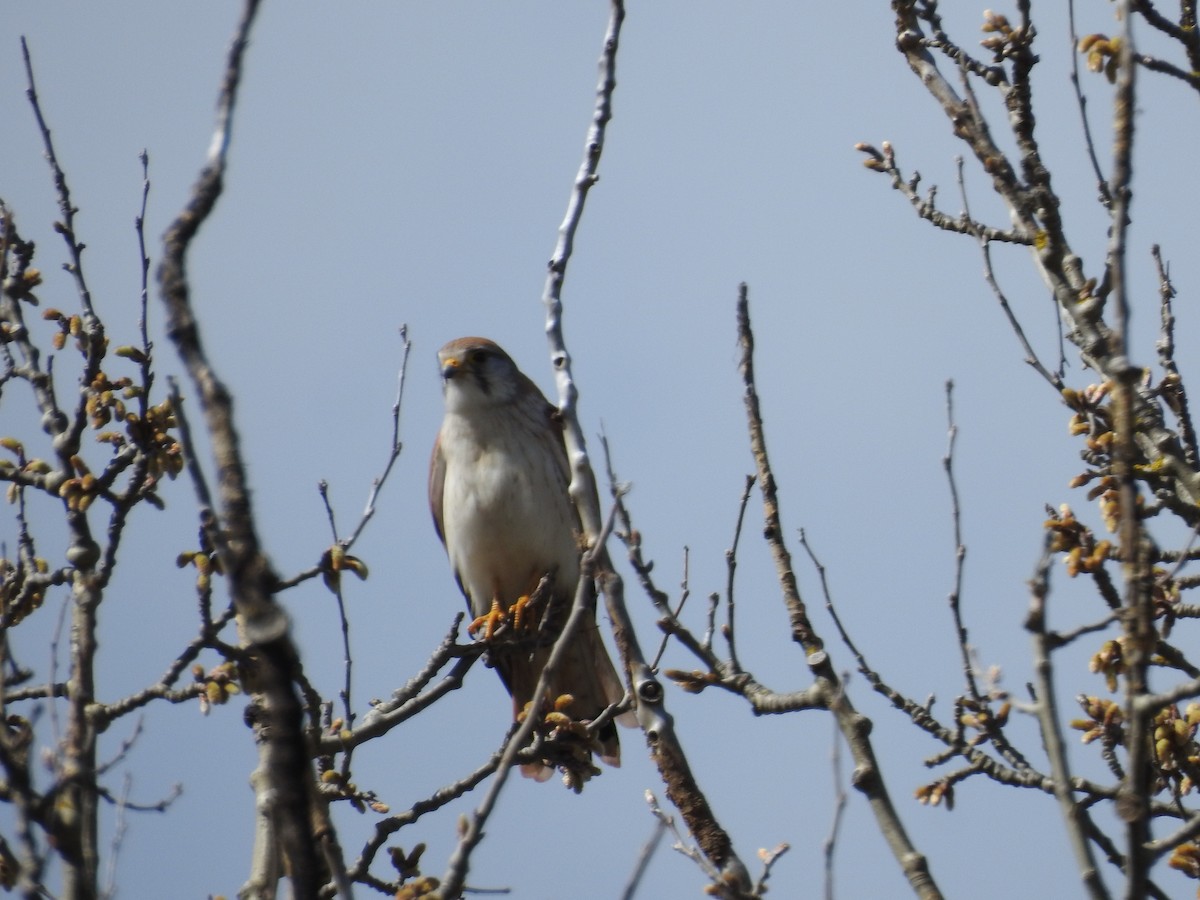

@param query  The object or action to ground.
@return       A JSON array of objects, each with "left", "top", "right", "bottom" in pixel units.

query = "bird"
[{"left": 429, "top": 336, "right": 628, "bottom": 782}]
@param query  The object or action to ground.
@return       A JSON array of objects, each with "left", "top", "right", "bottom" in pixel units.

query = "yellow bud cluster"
[
  {"left": 1151, "top": 706, "right": 1200, "bottom": 786},
  {"left": 1044, "top": 505, "right": 1111, "bottom": 576},
  {"left": 1071, "top": 695, "right": 1124, "bottom": 744},
  {"left": 42, "top": 308, "right": 86, "bottom": 353},
  {"left": 664, "top": 668, "right": 719, "bottom": 694},
  {"left": 1078, "top": 34, "right": 1122, "bottom": 83},
  {"left": 394, "top": 876, "right": 440, "bottom": 899},
  {"left": 125, "top": 399, "right": 183, "bottom": 483},
  {"left": 176, "top": 550, "right": 224, "bottom": 592},
  {"left": 1088, "top": 640, "right": 1126, "bottom": 693},
  {"left": 320, "top": 544, "right": 370, "bottom": 593},
  {"left": 57, "top": 457, "right": 98, "bottom": 513},
  {"left": 193, "top": 661, "right": 240, "bottom": 715},
  {"left": 0, "top": 556, "right": 52, "bottom": 625},
  {"left": 1168, "top": 842, "right": 1200, "bottom": 882},
  {"left": 980, "top": 9, "right": 1023, "bottom": 56},
  {"left": 915, "top": 778, "right": 954, "bottom": 810}
]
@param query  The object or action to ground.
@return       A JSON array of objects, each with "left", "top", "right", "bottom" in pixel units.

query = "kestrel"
[{"left": 429, "top": 337, "right": 627, "bottom": 780}]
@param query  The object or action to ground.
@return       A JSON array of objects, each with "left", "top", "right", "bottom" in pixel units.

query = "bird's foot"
[
  {"left": 468, "top": 598, "right": 506, "bottom": 640},
  {"left": 509, "top": 594, "right": 535, "bottom": 632},
  {"left": 468, "top": 595, "right": 541, "bottom": 641}
]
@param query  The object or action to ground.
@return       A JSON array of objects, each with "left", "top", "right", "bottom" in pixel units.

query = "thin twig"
[
  {"left": 21, "top": 38, "right": 98, "bottom": 323},
  {"left": 1024, "top": 538, "right": 1110, "bottom": 899},
  {"left": 723, "top": 475, "right": 755, "bottom": 673},
  {"left": 157, "top": 3, "right": 330, "bottom": 896},
  {"left": 133, "top": 151, "right": 154, "bottom": 422},
  {"left": 339, "top": 753, "right": 501, "bottom": 894},
  {"left": 649, "top": 546, "right": 689, "bottom": 672},
  {"left": 541, "top": 0, "right": 625, "bottom": 545},
  {"left": 739, "top": 287, "right": 942, "bottom": 899},
  {"left": 1103, "top": 8, "right": 1155, "bottom": 896},
  {"left": 619, "top": 818, "right": 667, "bottom": 900},
  {"left": 954, "top": 157, "right": 1064, "bottom": 388},
  {"left": 1067, "top": 0, "right": 1114, "bottom": 207},
  {"left": 344, "top": 325, "right": 412, "bottom": 550},
  {"left": 822, "top": 698, "right": 848, "bottom": 900},
  {"left": 1152, "top": 245, "right": 1198, "bottom": 466},
  {"left": 941, "top": 381, "right": 978, "bottom": 701},
  {"left": 99, "top": 774, "right": 131, "bottom": 900}
]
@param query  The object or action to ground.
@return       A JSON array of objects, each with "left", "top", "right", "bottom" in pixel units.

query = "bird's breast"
[{"left": 438, "top": 411, "right": 579, "bottom": 613}]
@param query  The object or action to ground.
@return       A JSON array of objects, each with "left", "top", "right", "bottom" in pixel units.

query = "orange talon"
[
  {"left": 510, "top": 594, "right": 532, "bottom": 632},
  {"left": 468, "top": 598, "right": 506, "bottom": 640}
]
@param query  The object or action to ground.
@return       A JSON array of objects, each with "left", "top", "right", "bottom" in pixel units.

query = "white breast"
[{"left": 438, "top": 406, "right": 580, "bottom": 617}]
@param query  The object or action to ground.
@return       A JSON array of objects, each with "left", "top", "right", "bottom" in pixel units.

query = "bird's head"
[{"left": 437, "top": 337, "right": 523, "bottom": 411}]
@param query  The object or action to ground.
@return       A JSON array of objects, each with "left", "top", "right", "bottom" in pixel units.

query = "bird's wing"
[
  {"left": 546, "top": 408, "right": 570, "bottom": 478},
  {"left": 429, "top": 430, "right": 472, "bottom": 606},
  {"left": 428, "top": 431, "right": 447, "bottom": 545}
]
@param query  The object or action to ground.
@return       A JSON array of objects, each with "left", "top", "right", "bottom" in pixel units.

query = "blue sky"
[{"left": 3, "top": 3, "right": 1198, "bottom": 897}]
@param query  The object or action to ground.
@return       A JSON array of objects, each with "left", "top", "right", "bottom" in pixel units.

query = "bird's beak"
[{"left": 440, "top": 356, "right": 462, "bottom": 381}]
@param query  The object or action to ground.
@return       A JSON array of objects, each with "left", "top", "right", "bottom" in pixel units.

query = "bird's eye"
[{"left": 470, "top": 349, "right": 489, "bottom": 365}]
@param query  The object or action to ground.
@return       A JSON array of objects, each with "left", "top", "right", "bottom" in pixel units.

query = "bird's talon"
[
  {"left": 468, "top": 598, "right": 506, "bottom": 640},
  {"left": 511, "top": 594, "right": 533, "bottom": 632}
]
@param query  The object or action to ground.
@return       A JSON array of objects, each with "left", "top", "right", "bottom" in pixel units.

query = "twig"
[
  {"left": 736, "top": 285, "right": 818, "bottom": 655},
  {"left": 1152, "top": 245, "right": 1198, "bottom": 466},
  {"left": 753, "top": 842, "right": 790, "bottom": 898},
  {"left": 319, "top": 627, "right": 483, "bottom": 754},
  {"left": 311, "top": 327, "right": 411, "bottom": 778},
  {"left": 541, "top": 0, "right": 625, "bottom": 545},
  {"left": 1067, "top": 0, "right": 1114, "bottom": 207},
  {"left": 600, "top": 513, "right": 755, "bottom": 894},
  {"left": 157, "top": 3, "right": 330, "bottom": 896},
  {"left": 21, "top": 38, "right": 98, "bottom": 323},
  {"left": 941, "top": 381, "right": 978, "bottom": 700},
  {"left": 953, "top": 157, "right": 1064, "bottom": 388},
  {"left": 20, "top": 42, "right": 109, "bottom": 896},
  {"left": 1146, "top": 813, "right": 1200, "bottom": 862},
  {"left": 133, "top": 150, "right": 154, "bottom": 421},
  {"left": 338, "top": 753, "right": 501, "bottom": 894},
  {"left": 649, "top": 546, "right": 689, "bottom": 672},
  {"left": 1046, "top": 611, "right": 1121, "bottom": 650},
  {"left": 535, "top": 5, "right": 754, "bottom": 893},
  {"left": 856, "top": 142, "right": 1030, "bottom": 245},
  {"left": 99, "top": 774, "right": 131, "bottom": 900},
  {"left": 1024, "top": 538, "right": 1110, "bottom": 899},
  {"left": 344, "top": 325, "right": 412, "bottom": 550},
  {"left": 641, "top": 790, "right": 720, "bottom": 883},
  {"left": 723, "top": 475, "right": 755, "bottom": 673},
  {"left": 619, "top": 818, "right": 667, "bottom": 900},
  {"left": 739, "top": 286, "right": 942, "bottom": 900},
  {"left": 823, "top": 698, "right": 848, "bottom": 900},
  {"left": 1103, "top": 8, "right": 1156, "bottom": 896},
  {"left": 702, "top": 592, "right": 719, "bottom": 655}
]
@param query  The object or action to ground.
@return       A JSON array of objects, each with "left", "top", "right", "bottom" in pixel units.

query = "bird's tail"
[{"left": 509, "top": 621, "right": 631, "bottom": 779}]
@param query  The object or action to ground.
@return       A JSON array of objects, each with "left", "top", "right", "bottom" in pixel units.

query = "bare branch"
[
  {"left": 343, "top": 325, "right": 413, "bottom": 551},
  {"left": 541, "top": 0, "right": 624, "bottom": 545},
  {"left": 738, "top": 286, "right": 942, "bottom": 899},
  {"left": 722, "top": 475, "right": 755, "bottom": 673},
  {"left": 941, "top": 381, "right": 978, "bottom": 700},
  {"left": 953, "top": 156, "right": 1065, "bottom": 387},
  {"left": 823, "top": 709, "right": 848, "bottom": 900},
  {"left": 155, "top": 3, "right": 329, "bottom": 896},
  {"left": 1025, "top": 539, "right": 1110, "bottom": 899},
  {"left": 619, "top": 818, "right": 668, "bottom": 900},
  {"left": 1067, "top": 0, "right": 1114, "bottom": 207}
]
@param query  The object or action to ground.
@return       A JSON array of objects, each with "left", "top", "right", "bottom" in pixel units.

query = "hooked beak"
[{"left": 440, "top": 356, "right": 462, "bottom": 382}]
